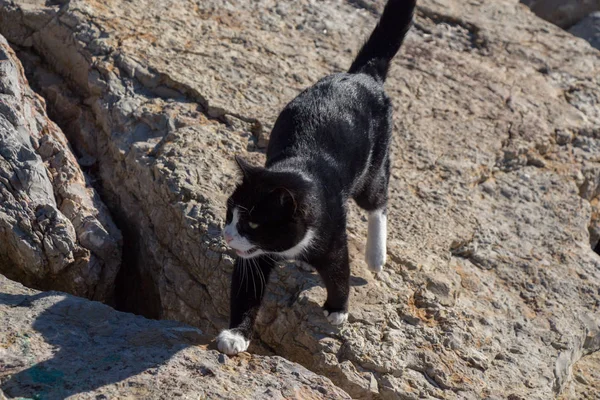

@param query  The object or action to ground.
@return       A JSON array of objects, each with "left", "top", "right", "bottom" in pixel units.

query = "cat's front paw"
[
  {"left": 216, "top": 329, "right": 249, "bottom": 355},
  {"left": 323, "top": 309, "right": 349, "bottom": 325}
]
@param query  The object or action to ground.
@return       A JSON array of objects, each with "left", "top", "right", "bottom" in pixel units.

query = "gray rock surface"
[
  {"left": 564, "top": 350, "right": 600, "bottom": 399},
  {"left": 0, "top": 0, "right": 599, "bottom": 399},
  {"left": 0, "top": 34, "right": 121, "bottom": 301},
  {"left": 569, "top": 12, "right": 600, "bottom": 49},
  {"left": 0, "top": 274, "right": 349, "bottom": 399},
  {"left": 520, "top": 0, "right": 600, "bottom": 28}
]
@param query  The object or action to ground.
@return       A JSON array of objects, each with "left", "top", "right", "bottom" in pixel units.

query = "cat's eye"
[{"left": 248, "top": 222, "right": 259, "bottom": 229}]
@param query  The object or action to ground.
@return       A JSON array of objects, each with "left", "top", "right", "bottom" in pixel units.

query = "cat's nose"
[{"left": 224, "top": 233, "right": 233, "bottom": 244}]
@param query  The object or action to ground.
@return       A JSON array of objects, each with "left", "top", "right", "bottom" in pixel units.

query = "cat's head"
[{"left": 223, "top": 156, "right": 316, "bottom": 259}]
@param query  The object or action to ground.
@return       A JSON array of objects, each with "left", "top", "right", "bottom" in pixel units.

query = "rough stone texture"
[
  {"left": 569, "top": 12, "right": 600, "bottom": 50},
  {"left": 0, "top": 34, "right": 121, "bottom": 301},
  {"left": 0, "top": 0, "right": 600, "bottom": 399},
  {"left": 520, "top": 0, "right": 600, "bottom": 28},
  {"left": 0, "top": 274, "right": 349, "bottom": 399},
  {"left": 561, "top": 350, "right": 600, "bottom": 399}
]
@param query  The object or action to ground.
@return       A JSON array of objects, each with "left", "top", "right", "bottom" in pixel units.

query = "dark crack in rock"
[{"left": 0, "top": 34, "right": 121, "bottom": 302}]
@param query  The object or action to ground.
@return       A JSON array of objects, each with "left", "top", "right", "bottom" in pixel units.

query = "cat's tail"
[{"left": 348, "top": 0, "right": 416, "bottom": 82}]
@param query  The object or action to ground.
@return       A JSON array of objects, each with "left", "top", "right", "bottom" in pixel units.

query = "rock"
[
  {"left": 0, "top": 274, "right": 350, "bottom": 399},
  {"left": 569, "top": 12, "right": 600, "bottom": 50},
  {"left": 425, "top": 273, "right": 458, "bottom": 307},
  {"left": 520, "top": 0, "right": 600, "bottom": 28},
  {"left": 0, "top": 35, "right": 121, "bottom": 301},
  {"left": 0, "top": 0, "right": 600, "bottom": 399},
  {"left": 555, "top": 129, "right": 573, "bottom": 145},
  {"left": 567, "top": 351, "right": 600, "bottom": 399},
  {"left": 553, "top": 315, "right": 600, "bottom": 396}
]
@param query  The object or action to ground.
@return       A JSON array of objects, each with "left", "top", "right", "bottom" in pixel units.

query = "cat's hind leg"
[
  {"left": 354, "top": 160, "right": 390, "bottom": 273},
  {"left": 366, "top": 208, "right": 387, "bottom": 273}
]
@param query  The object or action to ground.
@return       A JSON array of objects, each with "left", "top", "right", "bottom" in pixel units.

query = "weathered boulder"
[
  {"left": 569, "top": 12, "right": 600, "bottom": 50},
  {"left": 520, "top": 0, "right": 600, "bottom": 28},
  {"left": 0, "top": 274, "right": 349, "bottom": 399},
  {"left": 0, "top": 34, "right": 121, "bottom": 301},
  {"left": 566, "top": 350, "right": 600, "bottom": 399},
  {"left": 0, "top": 0, "right": 599, "bottom": 399}
]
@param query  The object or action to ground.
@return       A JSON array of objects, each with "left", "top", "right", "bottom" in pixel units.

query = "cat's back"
[
  {"left": 289, "top": 72, "right": 388, "bottom": 120},
  {"left": 267, "top": 72, "right": 391, "bottom": 162}
]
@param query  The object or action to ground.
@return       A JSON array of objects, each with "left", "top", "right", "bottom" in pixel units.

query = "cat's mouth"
[{"left": 236, "top": 246, "right": 259, "bottom": 257}]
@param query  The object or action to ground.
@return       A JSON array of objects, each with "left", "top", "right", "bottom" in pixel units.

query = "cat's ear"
[
  {"left": 273, "top": 187, "right": 298, "bottom": 214},
  {"left": 235, "top": 156, "right": 258, "bottom": 179}
]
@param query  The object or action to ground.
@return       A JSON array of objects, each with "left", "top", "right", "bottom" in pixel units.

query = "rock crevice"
[{"left": 0, "top": 33, "right": 121, "bottom": 302}]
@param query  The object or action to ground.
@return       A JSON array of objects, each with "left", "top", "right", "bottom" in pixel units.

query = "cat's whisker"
[
  {"left": 250, "top": 258, "right": 260, "bottom": 297},
  {"left": 244, "top": 258, "right": 249, "bottom": 294},
  {"left": 249, "top": 259, "right": 258, "bottom": 298},
  {"left": 254, "top": 257, "right": 266, "bottom": 296},
  {"left": 263, "top": 254, "right": 279, "bottom": 264},
  {"left": 235, "top": 261, "right": 244, "bottom": 298}
]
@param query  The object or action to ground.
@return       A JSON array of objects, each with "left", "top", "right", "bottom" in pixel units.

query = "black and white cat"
[{"left": 217, "top": 0, "right": 416, "bottom": 355}]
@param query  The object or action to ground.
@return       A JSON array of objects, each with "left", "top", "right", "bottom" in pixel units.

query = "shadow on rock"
[{"left": 0, "top": 291, "right": 209, "bottom": 399}]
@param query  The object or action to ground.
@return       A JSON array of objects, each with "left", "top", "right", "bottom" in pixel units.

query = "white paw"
[
  {"left": 216, "top": 329, "right": 249, "bottom": 355},
  {"left": 323, "top": 310, "right": 349, "bottom": 325},
  {"left": 366, "top": 209, "right": 387, "bottom": 272},
  {"left": 296, "top": 260, "right": 315, "bottom": 272},
  {"left": 366, "top": 250, "right": 386, "bottom": 273}
]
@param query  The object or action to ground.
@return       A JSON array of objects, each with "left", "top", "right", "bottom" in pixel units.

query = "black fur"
[
  {"left": 221, "top": 0, "right": 416, "bottom": 348},
  {"left": 349, "top": 0, "right": 416, "bottom": 82}
]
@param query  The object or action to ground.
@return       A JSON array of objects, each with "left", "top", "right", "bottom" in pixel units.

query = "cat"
[{"left": 217, "top": 0, "right": 416, "bottom": 355}]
